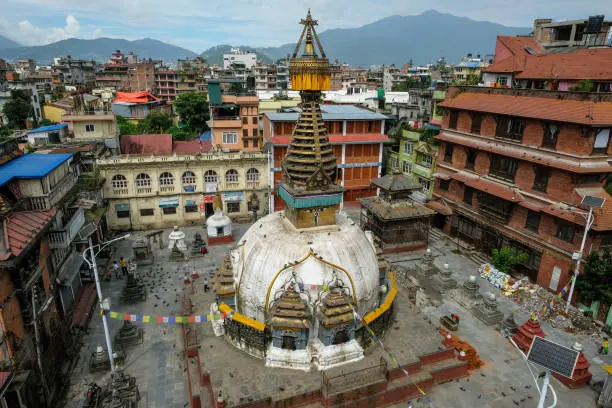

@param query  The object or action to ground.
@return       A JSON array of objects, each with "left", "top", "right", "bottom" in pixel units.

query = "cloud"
[
  {"left": 0, "top": 14, "right": 94, "bottom": 45},
  {"left": 2, "top": 0, "right": 612, "bottom": 50}
]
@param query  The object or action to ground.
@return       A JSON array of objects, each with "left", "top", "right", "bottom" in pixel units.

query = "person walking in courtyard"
[
  {"left": 113, "top": 261, "right": 120, "bottom": 280},
  {"left": 120, "top": 257, "right": 128, "bottom": 278},
  {"left": 600, "top": 338, "right": 609, "bottom": 355}
]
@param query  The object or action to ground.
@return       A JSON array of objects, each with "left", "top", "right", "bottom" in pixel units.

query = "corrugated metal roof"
[
  {"left": 264, "top": 104, "right": 389, "bottom": 121},
  {"left": 27, "top": 123, "right": 68, "bottom": 134},
  {"left": 0, "top": 153, "right": 72, "bottom": 187}
]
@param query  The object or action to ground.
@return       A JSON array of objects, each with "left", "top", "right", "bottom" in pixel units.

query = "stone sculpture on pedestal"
[
  {"left": 416, "top": 248, "right": 437, "bottom": 276},
  {"left": 473, "top": 293, "right": 504, "bottom": 327},
  {"left": 452, "top": 275, "right": 482, "bottom": 309},
  {"left": 168, "top": 226, "right": 188, "bottom": 261},
  {"left": 432, "top": 262, "right": 457, "bottom": 293}
]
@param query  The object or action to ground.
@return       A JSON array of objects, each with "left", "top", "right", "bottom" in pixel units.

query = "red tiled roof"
[
  {"left": 120, "top": 134, "right": 173, "bottom": 155},
  {"left": 426, "top": 200, "right": 452, "bottom": 216},
  {"left": 485, "top": 47, "right": 612, "bottom": 80},
  {"left": 542, "top": 204, "right": 586, "bottom": 227},
  {"left": 574, "top": 187, "right": 612, "bottom": 230},
  {"left": 270, "top": 134, "right": 388, "bottom": 145},
  {"left": 0, "top": 209, "right": 56, "bottom": 261},
  {"left": 484, "top": 36, "right": 545, "bottom": 74},
  {"left": 436, "top": 131, "right": 612, "bottom": 174},
  {"left": 519, "top": 198, "right": 547, "bottom": 212},
  {"left": 439, "top": 92, "right": 612, "bottom": 126},
  {"left": 172, "top": 140, "right": 213, "bottom": 155}
]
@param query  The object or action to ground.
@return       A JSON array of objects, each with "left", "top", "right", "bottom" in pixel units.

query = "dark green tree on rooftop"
[
  {"left": 3, "top": 90, "right": 33, "bottom": 129},
  {"left": 173, "top": 92, "right": 210, "bottom": 135}
]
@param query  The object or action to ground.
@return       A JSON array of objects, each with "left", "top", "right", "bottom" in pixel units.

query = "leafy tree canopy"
[
  {"left": 576, "top": 249, "right": 612, "bottom": 304},
  {"left": 491, "top": 247, "right": 529, "bottom": 274},
  {"left": 2, "top": 90, "right": 33, "bottom": 129},
  {"left": 173, "top": 92, "right": 210, "bottom": 134},
  {"left": 116, "top": 115, "right": 138, "bottom": 136},
  {"left": 137, "top": 111, "right": 173, "bottom": 134}
]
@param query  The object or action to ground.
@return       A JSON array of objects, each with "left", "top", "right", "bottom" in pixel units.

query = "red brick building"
[
  {"left": 262, "top": 104, "right": 388, "bottom": 209},
  {"left": 432, "top": 86, "right": 612, "bottom": 291}
]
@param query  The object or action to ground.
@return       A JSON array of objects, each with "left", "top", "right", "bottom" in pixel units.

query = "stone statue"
[
  {"left": 168, "top": 226, "right": 188, "bottom": 261},
  {"left": 210, "top": 302, "right": 225, "bottom": 337}
]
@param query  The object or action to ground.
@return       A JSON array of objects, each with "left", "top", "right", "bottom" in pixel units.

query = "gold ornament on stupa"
[{"left": 282, "top": 10, "right": 338, "bottom": 190}]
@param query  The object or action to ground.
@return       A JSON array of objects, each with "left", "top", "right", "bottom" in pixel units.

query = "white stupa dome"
[{"left": 232, "top": 211, "right": 380, "bottom": 322}]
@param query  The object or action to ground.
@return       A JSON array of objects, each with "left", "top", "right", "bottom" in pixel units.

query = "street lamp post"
[
  {"left": 82, "top": 234, "right": 131, "bottom": 372},
  {"left": 565, "top": 195, "right": 605, "bottom": 313}
]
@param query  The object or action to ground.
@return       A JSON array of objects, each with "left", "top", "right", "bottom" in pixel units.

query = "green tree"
[
  {"left": 2, "top": 90, "right": 33, "bottom": 129},
  {"left": 575, "top": 249, "right": 612, "bottom": 304},
  {"left": 569, "top": 79, "right": 594, "bottom": 92},
  {"left": 116, "top": 115, "right": 138, "bottom": 135},
  {"left": 168, "top": 125, "right": 195, "bottom": 141},
  {"left": 491, "top": 247, "right": 529, "bottom": 274},
  {"left": 137, "top": 111, "right": 173, "bottom": 134},
  {"left": 173, "top": 92, "right": 210, "bottom": 134},
  {"left": 39, "top": 118, "right": 55, "bottom": 126}
]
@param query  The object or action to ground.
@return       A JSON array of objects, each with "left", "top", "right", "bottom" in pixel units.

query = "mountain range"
[{"left": 0, "top": 11, "right": 529, "bottom": 66}]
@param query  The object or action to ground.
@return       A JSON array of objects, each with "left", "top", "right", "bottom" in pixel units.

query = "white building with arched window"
[{"left": 98, "top": 151, "right": 269, "bottom": 230}]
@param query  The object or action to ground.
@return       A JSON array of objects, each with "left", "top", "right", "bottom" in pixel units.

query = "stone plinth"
[
  {"left": 512, "top": 317, "right": 545, "bottom": 353},
  {"left": 452, "top": 275, "right": 481, "bottom": 309},
  {"left": 416, "top": 249, "right": 437, "bottom": 276},
  {"left": 432, "top": 263, "right": 457, "bottom": 293},
  {"left": 501, "top": 312, "right": 518, "bottom": 336},
  {"left": 553, "top": 342, "right": 592, "bottom": 389},
  {"left": 473, "top": 294, "right": 504, "bottom": 327}
]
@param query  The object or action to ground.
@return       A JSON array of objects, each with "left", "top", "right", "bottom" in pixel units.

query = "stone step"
[{"left": 468, "top": 251, "right": 490, "bottom": 267}]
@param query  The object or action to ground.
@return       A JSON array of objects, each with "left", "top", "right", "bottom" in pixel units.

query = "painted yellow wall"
[
  {"left": 72, "top": 119, "right": 117, "bottom": 140},
  {"left": 43, "top": 105, "right": 66, "bottom": 123}
]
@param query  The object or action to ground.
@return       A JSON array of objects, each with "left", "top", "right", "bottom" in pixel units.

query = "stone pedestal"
[
  {"left": 501, "top": 312, "right": 518, "bottom": 336},
  {"left": 452, "top": 275, "right": 482, "bottom": 309},
  {"left": 473, "top": 294, "right": 504, "bottom": 327},
  {"left": 432, "top": 263, "right": 457, "bottom": 293},
  {"left": 598, "top": 368, "right": 612, "bottom": 408},
  {"left": 416, "top": 248, "right": 437, "bottom": 276},
  {"left": 512, "top": 317, "right": 546, "bottom": 353},
  {"left": 553, "top": 342, "right": 592, "bottom": 389}
]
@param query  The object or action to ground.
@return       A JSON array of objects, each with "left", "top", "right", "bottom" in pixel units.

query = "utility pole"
[{"left": 32, "top": 288, "right": 50, "bottom": 407}]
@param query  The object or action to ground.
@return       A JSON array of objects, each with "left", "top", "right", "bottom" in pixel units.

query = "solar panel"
[
  {"left": 585, "top": 15, "right": 605, "bottom": 34},
  {"left": 581, "top": 195, "right": 606, "bottom": 208},
  {"left": 527, "top": 337, "right": 579, "bottom": 378}
]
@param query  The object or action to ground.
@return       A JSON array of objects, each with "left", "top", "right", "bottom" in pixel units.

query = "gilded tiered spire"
[
  {"left": 283, "top": 10, "right": 336, "bottom": 189},
  {"left": 279, "top": 11, "right": 344, "bottom": 229}
]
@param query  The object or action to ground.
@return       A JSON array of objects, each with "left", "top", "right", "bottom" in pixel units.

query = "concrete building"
[
  {"left": 154, "top": 69, "right": 178, "bottom": 102},
  {"left": 111, "top": 91, "right": 171, "bottom": 120},
  {"left": 387, "top": 128, "right": 439, "bottom": 199},
  {"left": 482, "top": 35, "right": 612, "bottom": 91},
  {"left": 207, "top": 80, "right": 260, "bottom": 151},
  {"left": 533, "top": 16, "right": 612, "bottom": 49},
  {"left": 128, "top": 62, "right": 156, "bottom": 93},
  {"left": 223, "top": 50, "right": 257, "bottom": 70},
  {"left": 62, "top": 112, "right": 118, "bottom": 145},
  {"left": 263, "top": 104, "right": 388, "bottom": 206},
  {"left": 452, "top": 54, "right": 490, "bottom": 84},
  {"left": 42, "top": 93, "right": 102, "bottom": 123},
  {"left": 98, "top": 150, "right": 269, "bottom": 230},
  {"left": 51, "top": 56, "right": 96, "bottom": 87},
  {"left": 433, "top": 86, "right": 612, "bottom": 292},
  {"left": 0, "top": 85, "right": 43, "bottom": 125},
  {"left": 26, "top": 123, "right": 69, "bottom": 145}
]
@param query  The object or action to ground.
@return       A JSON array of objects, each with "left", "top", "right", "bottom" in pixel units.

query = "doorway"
[{"left": 205, "top": 202, "right": 214, "bottom": 217}]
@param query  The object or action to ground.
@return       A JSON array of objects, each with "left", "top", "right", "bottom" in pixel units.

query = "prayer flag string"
[{"left": 102, "top": 310, "right": 233, "bottom": 324}]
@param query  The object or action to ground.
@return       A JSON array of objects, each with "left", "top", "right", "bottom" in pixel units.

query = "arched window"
[
  {"left": 225, "top": 169, "right": 239, "bottom": 183},
  {"left": 111, "top": 174, "right": 127, "bottom": 189},
  {"left": 246, "top": 168, "right": 260, "bottom": 182},
  {"left": 182, "top": 171, "right": 196, "bottom": 185},
  {"left": 135, "top": 173, "right": 151, "bottom": 187},
  {"left": 159, "top": 172, "right": 174, "bottom": 186},
  {"left": 203, "top": 170, "right": 217, "bottom": 183}
]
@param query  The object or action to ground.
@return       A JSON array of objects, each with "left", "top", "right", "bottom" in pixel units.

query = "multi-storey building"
[
  {"left": 128, "top": 62, "right": 155, "bottom": 93},
  {"left": 51, "top": 56, "right": 96, "bottom": 87},
  {"left": 432, "top": 86, "right": 612, "bottom": 292},
  {"left": 387, "top": 128, "right": 439, "bottom": 198},
  {"left": 532, "top": 16, "right": 612, "bottom": 49},
  {"left": 98, "top": 149, "right": 268, "bottom": 230},
  {"left": 223, "top": 50, "right": 257, "bottom": 70},
  {"left": 207, "top": 79, "right": 260, "bottom": 151},
  {"left": 452, "top": 54, "right": 490, "bottom": 83},
  {"left": 154, "top": 69, "right": 178, "bottom": 102},
  {"left": 262, "top": 104, "right": 388, "bottom": 207}
]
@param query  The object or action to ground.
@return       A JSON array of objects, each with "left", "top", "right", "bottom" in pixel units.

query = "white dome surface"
[
  {"left": 232, "top": 211, "right": 380, "bottom": 322},
  {"left": 206, "top": 211, "right": 231, "bottom": 228}
]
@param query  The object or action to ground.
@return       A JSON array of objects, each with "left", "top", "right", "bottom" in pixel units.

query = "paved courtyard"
[{"left": 61, "top": 208, "right": 607, "bottom": 407}]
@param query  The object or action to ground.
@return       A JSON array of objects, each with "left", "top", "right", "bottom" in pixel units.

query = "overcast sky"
[{"left": 2, "top": 0, "right": 612, "bottom": 51}]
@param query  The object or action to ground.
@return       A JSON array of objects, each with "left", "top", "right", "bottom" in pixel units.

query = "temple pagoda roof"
[
  {"left": 371, "top": 173, "right": 422, "bottom": 192},
  {"left": 360, "top": 196, "right": 435, "bottom": 220}
]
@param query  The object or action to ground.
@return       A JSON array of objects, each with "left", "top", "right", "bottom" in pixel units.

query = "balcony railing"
[
  {"left": 112, "top": 188, "right": 129, "bottom": 196},
  {"left": 246, "top": 180, "right": 260, "bottom": 189},
  {"left": 478, "top": 204, "right": 512, "bottom": 223},
  {"left": 136, "top": 187, "right": 152, "bottom": 195},
  {"left": 48, "top": 208, "right": 85, "bottom": 249},
  {"left": 27, "top": 173, "right": 77, "bottom": 211},
  {"left": 159, "top": 186, "right": 176, "bottom": 193}
]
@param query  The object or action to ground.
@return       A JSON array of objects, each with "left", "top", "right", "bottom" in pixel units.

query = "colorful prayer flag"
[
  {"left": 123, "top": 313, "right": 130, "bottom": 321},
  {"left": 143, "top": 315, "right": 151, "bottom": 323}
]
